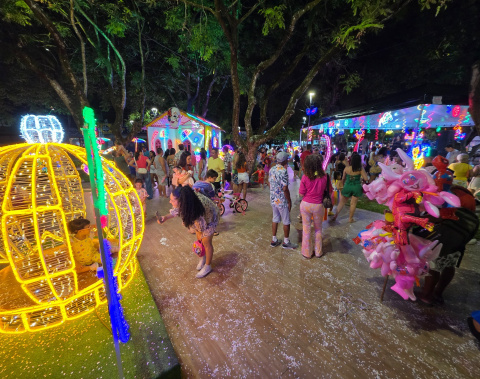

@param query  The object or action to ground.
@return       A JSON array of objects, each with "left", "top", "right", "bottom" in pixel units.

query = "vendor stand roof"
[
  {"left": 307, "top": 84, "right": 474, "bottom": 131},
  {"left": 145, "top": 110, "right": 224, "bottom": 131}
]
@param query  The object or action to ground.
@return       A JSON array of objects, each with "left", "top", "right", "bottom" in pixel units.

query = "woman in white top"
[
  {"left": 153, "top": 148, "right": 168, "bottom": 197},
  {"left": 198, "top": 150, "right": 207, "bottom": 181}
]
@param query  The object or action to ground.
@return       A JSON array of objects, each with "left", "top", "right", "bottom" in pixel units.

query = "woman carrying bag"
[{"left": 298, "top": 155, "right": 327, "bottom": 259}]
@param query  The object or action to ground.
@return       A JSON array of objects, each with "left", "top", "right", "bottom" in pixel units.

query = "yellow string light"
[{"left": 0, "top": 143, "right": 144, "bottom": 334}]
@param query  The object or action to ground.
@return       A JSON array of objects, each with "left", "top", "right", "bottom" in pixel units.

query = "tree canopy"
[{"left": 2, "top": 0, "right": 476, "bottom": 152}]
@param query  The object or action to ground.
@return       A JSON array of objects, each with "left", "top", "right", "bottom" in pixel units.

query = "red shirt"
[
  {"left": 136, "top": 154, "right": 148, "bottom": 169},
  {"left": 300, "top": 150, "right": 312, "bottom": 168}
]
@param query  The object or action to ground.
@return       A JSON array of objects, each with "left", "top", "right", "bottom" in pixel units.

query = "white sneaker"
[
  {"left": 196, "top": 256, "right": 206, "bottom": 271},
  {"left": 196, "top": 264, "right": 212, "bottom": 278}
]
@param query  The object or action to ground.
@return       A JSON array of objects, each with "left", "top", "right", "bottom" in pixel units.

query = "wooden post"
[{"left": 380, "top": 275, "right": 389, "bottom": 302}]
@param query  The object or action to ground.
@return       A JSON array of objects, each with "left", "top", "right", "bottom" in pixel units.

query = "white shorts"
[
  {"left": 237, "top": 172, "right": 249, "bottom": 184},
  {"left": 272, "top": 205, "right": 290, "bottom": 225}
]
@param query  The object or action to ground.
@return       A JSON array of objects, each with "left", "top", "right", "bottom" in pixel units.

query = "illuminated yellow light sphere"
[{"left": 0, "top": 143, "right": 144, "bottom": 333}]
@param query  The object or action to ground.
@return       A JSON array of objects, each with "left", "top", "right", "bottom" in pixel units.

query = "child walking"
[
  {"left": 253, "top": 164, "right": 266, "bottom": 189},
  {"left": 135, "top": 178, "right": 148, "bottom": 215}
]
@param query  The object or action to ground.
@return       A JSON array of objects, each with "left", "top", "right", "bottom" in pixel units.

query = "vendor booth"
[
  {"left": 302, "top": 85, "right": 475, "bottom": 148},
  {"left": 304, "top": 103, "right": 473, "bottom": 139},
  {"left": 145, "top": 108, "right": 224, "bottom": 155}
]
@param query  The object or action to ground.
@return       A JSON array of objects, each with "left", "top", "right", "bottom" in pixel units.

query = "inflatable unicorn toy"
[
  {"left": 363, "top": 162, "right": 405, "bottom": 206},
  {"left": 379, "top": 149, "right": 460, "bottom": 244}
]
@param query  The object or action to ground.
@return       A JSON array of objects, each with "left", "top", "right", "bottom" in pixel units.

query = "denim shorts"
[{"left": 272, "top": 205, "right": 290, "bottom": 225}]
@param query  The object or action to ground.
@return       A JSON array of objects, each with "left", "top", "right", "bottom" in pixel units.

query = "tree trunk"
[
  {"left": 469, "top": 61, "right": 480, "bottom": 134},
  {"left": 245, "top": 142, "right": 260, "bottom": 174}
]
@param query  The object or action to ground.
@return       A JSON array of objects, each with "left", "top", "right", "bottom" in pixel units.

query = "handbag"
[
  {"left": 192, "top": 239, "right": 206, "bottom": 257},
  {"left": 322, "top": 174, "right": 333, "bottom": 208}
]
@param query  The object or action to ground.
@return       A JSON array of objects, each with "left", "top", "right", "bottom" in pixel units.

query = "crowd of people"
[
  {"left": 97, "top": 138, "right": 480, "bottom": 341},
  {"left": 105, "top": 140, "right": 480, "bottom": 278}
]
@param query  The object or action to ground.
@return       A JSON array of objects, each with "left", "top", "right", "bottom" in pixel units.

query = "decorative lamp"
[
  {"left": 20, "top": 115, "right": 65, "bottom": 143},
  {"left": 0, "top": 143, "right": 144, "bottom": 333}
]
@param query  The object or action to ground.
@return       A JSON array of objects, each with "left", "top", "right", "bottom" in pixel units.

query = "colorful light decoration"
[
  {"left": 404, "top": 131, "right": 424, "bottom": 141},
  {"left": 319, "top": 134, "right": 332, "bottom": 171},
  {"left": 410, "top": 144, "right": 431, "bottom": 169},
  {"left": 20, "top": 115, "right": 65, "bottom": 144},
  {"left": 306, "top": 106, "right": 318, "bottom": 115},
  {"left": 0, "top": 142, "right": 143, "bottom": 334},
  {"left": 354, "top": 126, "right": 365, "bottom": 153},
  {"left": 132, "top": 137, "right": 146, "bottom": 152},
  {"left": 452, "top": 105, "right": 461, "bottom": 118},
  {"left": 308, "top": 127, "right": 314, "bottom": 141},
  {"left": 284, "top": 141, "right": 300, "bottom": 154},
  {"left": 205, "top": 129, "right": 212, "bottom": 155},
  {"left": 219, "top": 145, "right": 234, "bottom": 161},
  {"left": 82, "top": 107, "right": 132, "bottom": 348},
  {"left": 453, "top": 112, "right": 466, "bottom": 141},
  {"left": 150, "top": 131, "right": 159, "bottom": 151},
  {"left": 180, "top": 129, "right": 193, "bottom": 141}
]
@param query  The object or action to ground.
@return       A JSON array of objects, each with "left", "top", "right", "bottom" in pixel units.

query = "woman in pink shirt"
[{"left": 299, "top": 155, "right": 327, "bottom": 259}]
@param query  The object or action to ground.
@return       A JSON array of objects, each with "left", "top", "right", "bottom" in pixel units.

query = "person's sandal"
[{"left": 213, "top": 231, "right": 219, "bottom": 236}]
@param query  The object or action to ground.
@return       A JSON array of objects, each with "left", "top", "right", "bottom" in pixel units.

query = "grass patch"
[
  {"left": 355, "top": 197, "right": 389, "bottom": 214},
  {"left": 0, "top": 264, "right": 180, "bottom": 379}
]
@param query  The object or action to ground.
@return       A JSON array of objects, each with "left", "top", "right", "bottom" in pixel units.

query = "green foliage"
[
  {"left": 418, "top": 0, "right": 450, "bottom": 15},
  {"left": 0, "top": 0, "right": 33, "bottom": 26},
  {"left": 259, "top": 5, "right": 286, "bottom": 36},
  {"left": 340, "top": 72, "right": 362, "bottom": 94},
  {"left": 166, "top": 55, "right": 180, "bottom": 70}
]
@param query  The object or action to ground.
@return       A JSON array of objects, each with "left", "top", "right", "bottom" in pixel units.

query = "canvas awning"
[{"left": 309, "top": 104, "right": 473, "bottom": 131}]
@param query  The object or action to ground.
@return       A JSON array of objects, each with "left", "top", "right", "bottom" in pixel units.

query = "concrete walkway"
[{"left": 137, "top": 180, "right": 480, "bottom": 378}]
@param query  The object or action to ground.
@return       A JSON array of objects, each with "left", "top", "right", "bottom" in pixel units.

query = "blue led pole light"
[{"left": 82, "top": 107, "right": 130, "bottom": 379}]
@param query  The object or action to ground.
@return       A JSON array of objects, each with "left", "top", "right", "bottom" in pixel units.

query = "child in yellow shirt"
[{"left": 68, "top": 217, "right": 118, "bottom": 271}]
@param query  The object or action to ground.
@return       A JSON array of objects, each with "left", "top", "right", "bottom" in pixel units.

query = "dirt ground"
[{"left": 137, "top": 180, "right": 480, "bottom": 378}]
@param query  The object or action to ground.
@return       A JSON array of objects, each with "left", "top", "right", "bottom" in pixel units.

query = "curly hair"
[
  {"left": 172, "top": 186, "right": 205, "bottom": 228},
  {"left": 303, "top": 154, "right": 325, "bottom": 180},
  {"left": 235, "top": 152, "right": 246, "bottom": 170}
]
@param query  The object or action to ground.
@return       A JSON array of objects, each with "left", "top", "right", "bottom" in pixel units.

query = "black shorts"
[
  {"left": 212, "top": 181, "right": 221, "bottom": 191},
  {"left": 225, "top": 172, "right": 232, "bottom": 182}
]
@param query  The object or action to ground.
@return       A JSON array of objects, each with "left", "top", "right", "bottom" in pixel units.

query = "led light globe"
[
  {"left": 20, "top": 115, "right": 65, "bottom": 143},
  {"left": 0, "top": 143, "right": 144, "bottom": 333}
]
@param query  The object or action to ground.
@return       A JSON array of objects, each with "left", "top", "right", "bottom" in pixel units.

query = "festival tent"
[
  {"left": 145, "top": 109, "right": 224, "bottom": 154},
  {"left": 302, "top": 84, "right": 474, "bottom": 142}
]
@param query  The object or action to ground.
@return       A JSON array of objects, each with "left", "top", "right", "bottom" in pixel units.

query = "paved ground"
[{"left": 137, "top": 180, "right": 480, "bottom": 378}]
